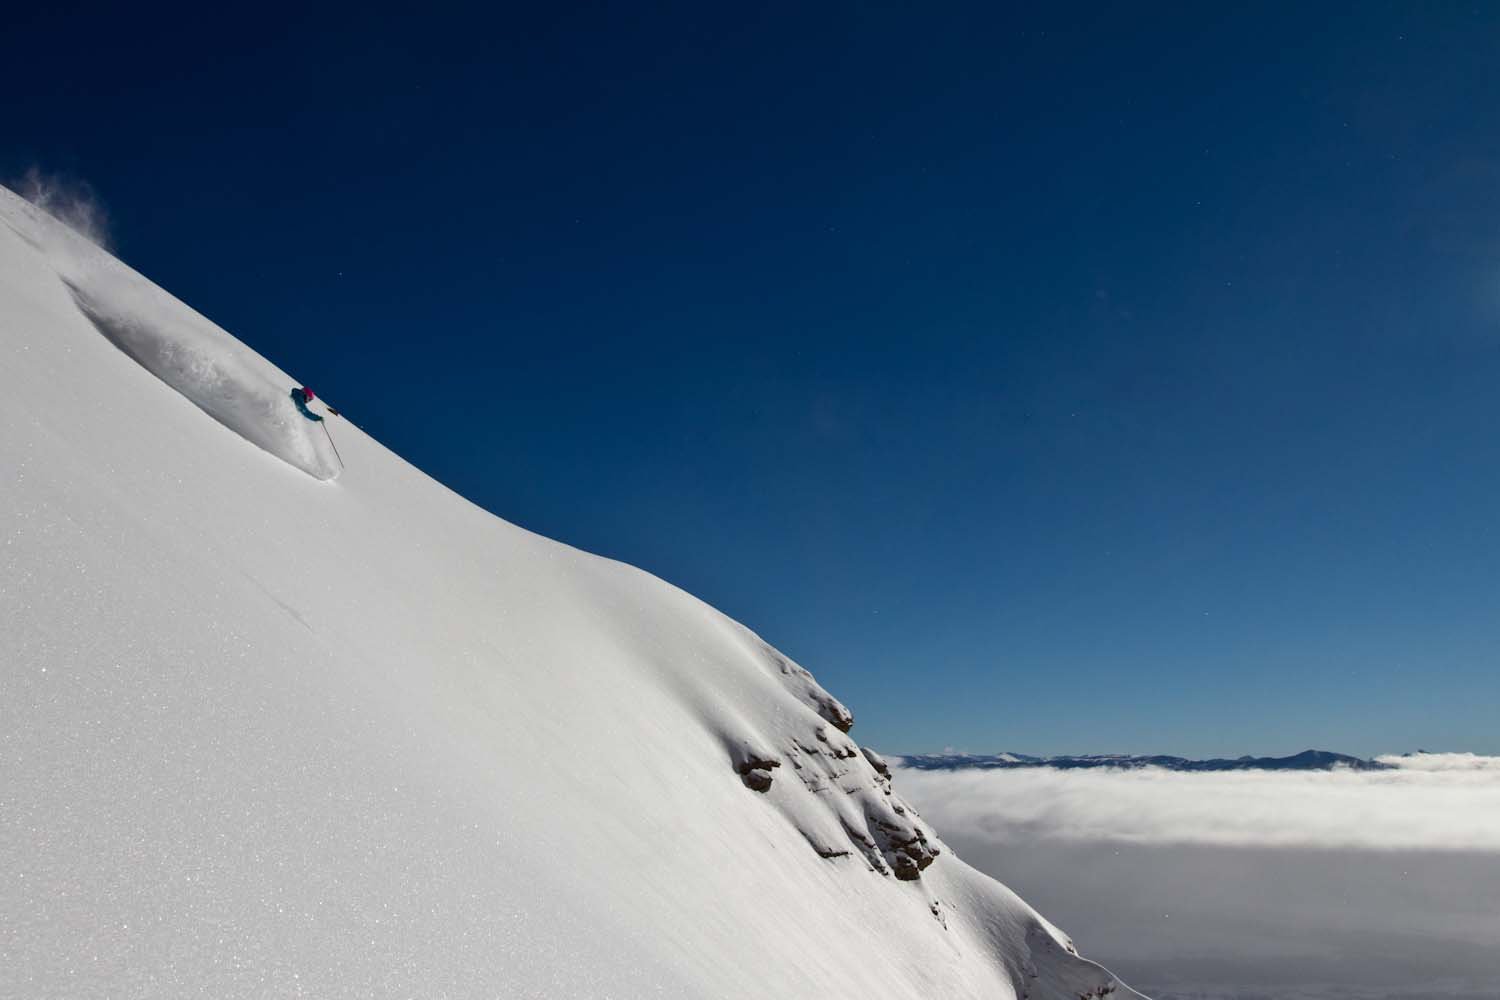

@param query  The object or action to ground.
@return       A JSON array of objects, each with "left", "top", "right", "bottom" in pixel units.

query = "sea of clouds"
[
  {"left": 894, "top": 752, "right": 1500, "bottom": 852},
  {"left": 893, "top": 753, "right": 1500, "bottom": 1000}
]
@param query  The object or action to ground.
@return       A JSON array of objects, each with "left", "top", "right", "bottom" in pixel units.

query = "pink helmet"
[{"left": 303, "top": 387, "right": 316, "bottom": 401}]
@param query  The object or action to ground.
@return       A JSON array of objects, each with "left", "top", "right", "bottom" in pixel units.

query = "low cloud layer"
[
  {"left": 895, "top": 753, "right": 1500, "bottom": 998},
  {"left": 1377, "top": 751, "right": 1500, "bottom": 772},
  {"left": 893, "top": 752, "right": 1500, "bottom": 852}
]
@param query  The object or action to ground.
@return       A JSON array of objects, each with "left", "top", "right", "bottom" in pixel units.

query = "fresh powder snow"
[{"left": 0, "top": 183, "right": 1143, "bottom": 999}]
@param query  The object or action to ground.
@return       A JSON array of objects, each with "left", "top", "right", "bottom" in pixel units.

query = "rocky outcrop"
[
  {"left": 729, "top": 741, "right": 782, "bottom": 793},
  {"left": 727, "top": 666, "right": 941, "bottom": 880}
]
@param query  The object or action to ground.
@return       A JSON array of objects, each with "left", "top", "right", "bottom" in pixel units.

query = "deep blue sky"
[{"left": 9, "top": 3, "right": 1500, "bottom": 756}]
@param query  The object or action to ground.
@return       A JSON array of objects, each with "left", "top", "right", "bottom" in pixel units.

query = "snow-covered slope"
[{"left": 0, "top": 184, "right": 1142, "bottom": 1000}]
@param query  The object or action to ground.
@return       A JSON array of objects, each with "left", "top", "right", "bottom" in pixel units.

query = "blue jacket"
[{"left": 291, "top": 388, "right": 323, "bottom": 422}]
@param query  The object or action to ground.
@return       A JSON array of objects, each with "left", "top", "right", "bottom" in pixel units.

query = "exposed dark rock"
[
  {"left": 729, "top": 742, "right": 781, "bottom": 793},
  {"left": 816, "top": 695, "right": 854, "bottom": 733}
]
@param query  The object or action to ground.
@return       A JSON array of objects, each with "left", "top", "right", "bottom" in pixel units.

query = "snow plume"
[
  {"left": 0, "top": 183, "right": 340, "bottom": 480},
  {"left": 892, "top": 754, "right": 1500, "bottom": 851},
  {"left": 15, "top": 167, "right": 111, "bottom": 249}
]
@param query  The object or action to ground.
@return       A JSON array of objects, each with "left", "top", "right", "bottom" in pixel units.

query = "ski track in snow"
[{"left": 0, "top": 184, "right": 1143, "bottom": 999}]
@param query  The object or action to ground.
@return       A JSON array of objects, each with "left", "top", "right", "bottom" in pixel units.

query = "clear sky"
[{"left": 8, "top": 3, "right": 1499, "bottom": 757}]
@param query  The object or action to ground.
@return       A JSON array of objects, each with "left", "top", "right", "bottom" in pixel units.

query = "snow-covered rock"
[{"left": 0, "top": 183, "right": 1143, "bottom": 999}]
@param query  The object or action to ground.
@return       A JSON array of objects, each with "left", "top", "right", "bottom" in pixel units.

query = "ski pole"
[{"left": 321, "top": 420, "right": 345, "bottom": 470}]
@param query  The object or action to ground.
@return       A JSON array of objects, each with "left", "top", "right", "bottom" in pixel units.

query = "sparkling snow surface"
[{"left": 0, "top": 186, "right": 1141, "bottom": 999}]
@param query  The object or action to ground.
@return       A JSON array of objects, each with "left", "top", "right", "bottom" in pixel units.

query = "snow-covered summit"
[{"left": 0, "top": 184, "right": 1141, "bottom": 999}]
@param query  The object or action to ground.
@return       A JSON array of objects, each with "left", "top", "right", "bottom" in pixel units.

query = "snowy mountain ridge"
[
  {"left": 0, "top": 183, "right": 1141, "bottom": 999},
  {"left": 895, "top": 749, "right": 1389, "bottom": 773}
]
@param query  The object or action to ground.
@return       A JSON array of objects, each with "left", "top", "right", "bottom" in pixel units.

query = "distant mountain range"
[{"left": 892, "top": 749, "right": 1391, "bottom": 772}]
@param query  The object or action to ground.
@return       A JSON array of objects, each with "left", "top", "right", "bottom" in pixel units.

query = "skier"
[
  {"left": 292, "top": 386, "right": 346, "bottom": 470},
  {"left": 291, "top": 386, "right": 324, "bottom": 422},
  {"left": 292, "top": 386, "right": 342, "bottom": 419}
]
